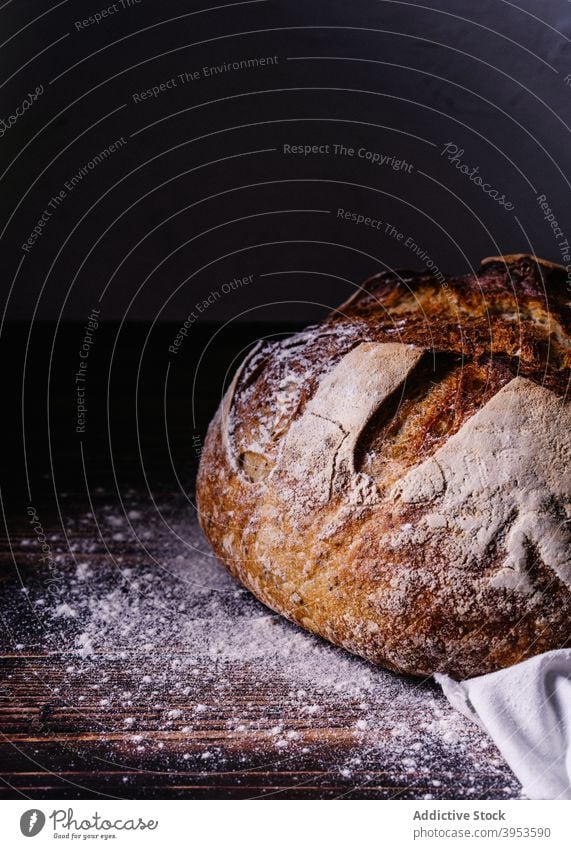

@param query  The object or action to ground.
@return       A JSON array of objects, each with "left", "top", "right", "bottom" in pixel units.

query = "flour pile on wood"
[{"left": 6, "top": 493, "right": 522, "bottom": 799}]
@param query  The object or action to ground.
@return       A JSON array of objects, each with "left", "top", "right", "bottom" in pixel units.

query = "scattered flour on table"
[{"left": 5, "top": 496, "right": 522, "bottom": 798}]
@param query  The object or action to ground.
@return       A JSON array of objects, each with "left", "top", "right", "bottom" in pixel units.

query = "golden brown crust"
[{"left": 196, "top": 255, "right": 571, "bottom": 679}]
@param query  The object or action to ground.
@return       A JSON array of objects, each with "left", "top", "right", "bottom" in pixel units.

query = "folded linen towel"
[{"left": 435, "top": 649, "right": 571, "bottom": 800}]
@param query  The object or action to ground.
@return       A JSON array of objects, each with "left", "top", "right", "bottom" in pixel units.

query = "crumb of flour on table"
[{"left": 2, "top": 496, "right": 524, "bottom": 799}]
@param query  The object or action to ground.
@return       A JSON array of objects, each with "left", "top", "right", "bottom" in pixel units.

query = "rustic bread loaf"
[{"left": 196, "top": 255, "right": 571, "bottom": 678}]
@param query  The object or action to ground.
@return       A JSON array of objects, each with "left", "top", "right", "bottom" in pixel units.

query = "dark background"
[
  {"left": 0, "top": 0, "right": 569, "bottom": 799},
  {"left": 2, "top": 0, "right": 571, "bottom": 493},
  {"left": 1, "top": 0, "right": 570, "bottom": 324}
]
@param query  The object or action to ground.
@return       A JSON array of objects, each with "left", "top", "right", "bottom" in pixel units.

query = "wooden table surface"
[
  {"left": 0, "top": 323, "right": 522, "bottom": 799},
  {"left": 0, "top": 491, "right": 523, "bottom": 800}
]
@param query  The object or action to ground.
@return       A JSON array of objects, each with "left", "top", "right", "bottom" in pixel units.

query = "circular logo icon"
[{"left": 20, "top": 810, "right": 46, "bottom": 837}]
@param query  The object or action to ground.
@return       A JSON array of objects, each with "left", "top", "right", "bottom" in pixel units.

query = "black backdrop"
[
  {"left": 2, "top": 0, "right": 571, "bottom": 495},
  {"left": 1, "top": 0, "right": 571, "bottom": 324}
]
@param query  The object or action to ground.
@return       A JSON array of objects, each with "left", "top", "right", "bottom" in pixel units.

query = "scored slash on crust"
[{"left": 197, "top": 255, "right": 571, "bottom": 677}]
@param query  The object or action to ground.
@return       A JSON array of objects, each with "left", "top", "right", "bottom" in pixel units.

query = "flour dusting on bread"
[
  {"left": 197, "top": 255, "right": 571, "bottom": 678},
  {"left": 391, "top": 377, "right": 571, "bottom": 593}
]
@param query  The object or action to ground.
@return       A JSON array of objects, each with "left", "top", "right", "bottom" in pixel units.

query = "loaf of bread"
[{"left": 196, "top": 255, "right": 571, "bottom": 678}]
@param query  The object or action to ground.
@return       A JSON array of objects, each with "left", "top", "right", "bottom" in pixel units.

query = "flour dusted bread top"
[{"left": 197, "top": 255, "right": 571, "bottom": 678}]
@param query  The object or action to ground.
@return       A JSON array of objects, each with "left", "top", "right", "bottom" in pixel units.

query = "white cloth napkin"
[{"left": 435, "top": 649, "right": 571, "bottom": 799}]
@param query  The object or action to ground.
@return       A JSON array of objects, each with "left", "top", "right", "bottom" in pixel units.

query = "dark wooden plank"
[{"left": 0, "top": 490, "right": 523, "bottom": 800}]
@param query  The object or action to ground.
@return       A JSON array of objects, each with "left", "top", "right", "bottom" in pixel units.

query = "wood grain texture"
[{"left": 0, "top": 496, "right": 522, "bottom": 800}]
